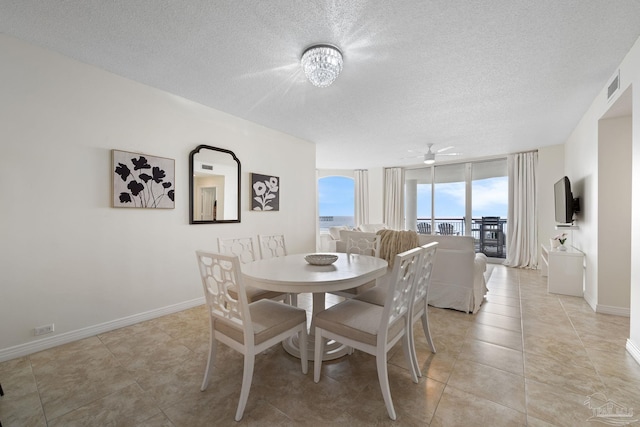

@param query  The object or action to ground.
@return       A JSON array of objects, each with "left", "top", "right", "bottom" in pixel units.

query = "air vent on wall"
[
  {"left": 607, "top": 70, "right": 620, "bottom": 101},
  {"left": 201, "top": 164, "right": 213, "bottom": 171}
]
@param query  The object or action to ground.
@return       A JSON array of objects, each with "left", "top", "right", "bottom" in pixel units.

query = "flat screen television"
[{"left": 554, "top": 176, "right": 580, "bottom": 224}]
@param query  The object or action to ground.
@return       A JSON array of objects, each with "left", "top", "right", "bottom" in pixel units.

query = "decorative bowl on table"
[{"left": 304, "top": 254, "right": 339, "bottom": 266}]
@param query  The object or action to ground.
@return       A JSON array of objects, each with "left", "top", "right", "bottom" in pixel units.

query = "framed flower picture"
[
  {"left": 112, "top": 149, "right": 175, "bottom": 209},
  {"left": 251, "top": 173, "right": 279, "bottom": 211}
]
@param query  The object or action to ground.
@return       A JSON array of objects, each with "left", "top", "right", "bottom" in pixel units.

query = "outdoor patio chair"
[{"left": 438, "top": 222, "right": 457, "bottom": 235}]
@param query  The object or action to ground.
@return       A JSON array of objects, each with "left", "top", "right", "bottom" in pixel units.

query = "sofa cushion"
[
  {"left": 329, "top": 225, "right": 349, "bottom": 240},
  {"left": 417, "top": 234, "right": 474, "bottom": 251},
  {"left": 358, "top": 223, "right": 388, "bottom": 233}
]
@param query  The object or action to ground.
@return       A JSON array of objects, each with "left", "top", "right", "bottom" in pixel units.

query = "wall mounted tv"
[{"left": 554, "top": 176, "right": 581, "bottom": 224}]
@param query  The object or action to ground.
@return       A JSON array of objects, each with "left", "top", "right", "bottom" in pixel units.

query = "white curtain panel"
[
  {"left": 354, "top": 169, "right": 369, "bottom": 228},
  {"left": 505, "top": 151, "right": 538, "bottom": 268},
  {"left": 383, "top": 167, "right": 405, "bottom": 230}
]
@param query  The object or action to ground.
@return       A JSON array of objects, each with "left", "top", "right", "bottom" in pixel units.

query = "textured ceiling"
[{"left": 1, "top": 1, "right": 640, "bottom": 169}]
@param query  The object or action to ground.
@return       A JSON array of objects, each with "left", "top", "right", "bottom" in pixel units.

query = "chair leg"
[
  {"left": 299, "top": 326, "right": 308, "bottom": 374},
  {"left": 235, "top": 354, "right": 255, "bottom": 421},
  {"left": 376, "top": 352, "right": 396, "bottom": 420},
  {"left": 421, "top": 311, "right": 436, "bottom": 354},
  {"left": 200, "top": 322, "right": 217, "bottom": 391},
  {"left": 313, "top": 329, "right": 325, "bottom": 382},
  {"left": 288, "top": 293, "right": 298, "bottom": 306},
  {"left": 406, "top": 315, "right": 421, "bottom": 379},
  {"left": 402, "top": 331, "right": 419, "bottom": 384}
]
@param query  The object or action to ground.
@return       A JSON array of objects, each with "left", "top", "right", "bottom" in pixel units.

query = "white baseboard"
[
  {"left": 0, "top": 297, "right": 205, "bottom": 363},
  {"left": 580, "top": 293, "right": 629, "bottom": 316},
  {"left": 626, "top": 339, "right": 640, "bottom": 367},
  {"left": 595, "top": 304, "right": 630, "bottom": 317},
  {"left": 583, "top": 292, "right": 597, "bottom": 312}
]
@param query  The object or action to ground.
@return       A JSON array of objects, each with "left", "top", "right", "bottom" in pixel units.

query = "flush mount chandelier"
[{"left": 301, "top": 44, "right": 343, "bottom": 88}]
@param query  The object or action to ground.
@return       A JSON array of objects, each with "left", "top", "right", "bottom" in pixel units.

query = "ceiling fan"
[{"left": 407, "top": 144, "right": 461, "bottom": 164}]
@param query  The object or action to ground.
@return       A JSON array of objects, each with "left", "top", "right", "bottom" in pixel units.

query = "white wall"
[
  {"left": 0, "top": 35, "right": 317, "bottom": 360},
  {"left": 536, "top": 144, "right": 565, "bottom": 264},
  {"left": 598, "top": 115, "right": 632, "bottom": 311},
  {"left": 564, "top": 35, "right": 640, "bottom": 361}
]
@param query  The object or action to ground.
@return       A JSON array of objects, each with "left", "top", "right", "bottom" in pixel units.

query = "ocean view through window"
[
  {"left": 406, "top": 158, "right": 508, "bottom": 258},
  {"left": 318, "top": 176, "right": 354, "bottom": 231}
]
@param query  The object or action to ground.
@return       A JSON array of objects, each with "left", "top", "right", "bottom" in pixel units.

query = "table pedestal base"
[
  {"left": 282, "top": 334, "right": 350, "bottom": 361},
  {"left": 282, "top": 292, "right": 350, "bottom": 361}
]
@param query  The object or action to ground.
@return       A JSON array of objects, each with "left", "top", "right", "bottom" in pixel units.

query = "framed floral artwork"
[
  {"left": 251, "top": 173, "right": 279, "bottom": 211},
  {"left": 112, "top": 149, "right": 175, "bottom": 209}
]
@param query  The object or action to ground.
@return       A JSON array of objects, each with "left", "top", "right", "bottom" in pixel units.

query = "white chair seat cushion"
[
  {"left": 227, "top": 285, "right": 286, "bottom": 303},
  {"left": 356, "top": 283, "right": 428, "bottom": 316},
  {"left": 353, "top": 285, "right": 387, "bottom": 306},
  {"left": 216, "top": 299, "right": 306, "bottom": 345},
  {"left": 314, "top": 299, "right": 404, "bottom": 346}
]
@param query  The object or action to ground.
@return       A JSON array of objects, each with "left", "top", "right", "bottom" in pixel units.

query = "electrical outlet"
[{"left": 34, "top": 324, "right": 54, "bottom": 336}]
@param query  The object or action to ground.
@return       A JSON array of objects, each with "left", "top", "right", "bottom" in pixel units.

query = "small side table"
[{"left": 541, "top": 244, "right": 585, "bottom": 296}]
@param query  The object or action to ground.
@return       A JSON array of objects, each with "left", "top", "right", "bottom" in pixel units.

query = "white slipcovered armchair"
[{"left": 417, "top": 234, "right": 487, "bottom": 313}]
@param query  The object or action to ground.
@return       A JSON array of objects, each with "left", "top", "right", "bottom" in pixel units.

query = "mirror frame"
[{"left": 189, "top": 144, "right": 241, "bottom": 224}]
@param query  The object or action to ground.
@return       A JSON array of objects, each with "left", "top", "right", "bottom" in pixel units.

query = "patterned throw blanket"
[{"left": 376, "top": 229, "right": 419, "bottom": 268}]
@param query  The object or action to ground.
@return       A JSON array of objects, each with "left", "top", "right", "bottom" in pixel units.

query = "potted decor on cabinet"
[{"left": 552, "top": 233, "right": 568, "bottom": 251}]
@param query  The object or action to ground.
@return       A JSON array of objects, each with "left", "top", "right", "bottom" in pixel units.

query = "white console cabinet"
[{"left": 540, "top": 244, "right": 584, "bottom": 297}]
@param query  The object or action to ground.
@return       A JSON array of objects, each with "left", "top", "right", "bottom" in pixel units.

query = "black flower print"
[
  {"left": 115, "top": 163, "right": 131, "bottom": 181},
  {"left": 113, "top": 152, "right": 174, "bottom": 208},
  {"left": 131, "top": 156, "right": 151, "bottom": 171}
]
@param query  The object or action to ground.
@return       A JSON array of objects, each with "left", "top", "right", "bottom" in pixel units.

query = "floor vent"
[{"left": 608, "top": 70, "right": 620, "bottom": 101}]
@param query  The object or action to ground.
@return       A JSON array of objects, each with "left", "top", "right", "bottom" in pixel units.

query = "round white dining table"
[{"left": 242, "top": 252, "right": 388, "bottom": 360}]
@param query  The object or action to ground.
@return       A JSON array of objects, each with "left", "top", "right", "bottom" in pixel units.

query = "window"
[
  {"left": 318, "top": 176, "right": 354, "bottom": 231},
  {"left": 405, "top": 158, "right": 508, "bottom": 258},
  {"left": 471, "top": 160, "right": 508, "bottom": 219},
  {"left": 434, "top": 163, "right": 466, "bottom": 235}
]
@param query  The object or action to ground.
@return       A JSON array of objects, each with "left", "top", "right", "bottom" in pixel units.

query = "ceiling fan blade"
[
  {"left": 436, "top": 146, "right": 455, "bottom": 153},
  {"left": 439, "top": 152, "right": 461, "bottom": 156}
]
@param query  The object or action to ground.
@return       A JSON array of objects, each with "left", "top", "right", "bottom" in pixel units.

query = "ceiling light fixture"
[{"left": 301, "top": 44, "right": 343, "bottom": 88}]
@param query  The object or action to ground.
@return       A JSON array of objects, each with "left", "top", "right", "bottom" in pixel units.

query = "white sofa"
[
  {"left": 334, "top": 230, "right": 488, "bottom": 313},
  {"left": 322, "top": 224, "right": 388, "bottom": 252}
]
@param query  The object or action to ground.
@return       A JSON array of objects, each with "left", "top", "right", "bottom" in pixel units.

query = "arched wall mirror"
[{"left": 189, "top": 145, "right": 241, "bottom": 224}]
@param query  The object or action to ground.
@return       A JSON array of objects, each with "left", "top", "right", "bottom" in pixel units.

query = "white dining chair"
[
  {"left": 257, "top": 234, "right": 287, "bottom": 259},
  {"left": 257, "top": 234, "right": 297, "bottom": 306},
  {"left": 354, "top": 243, "right": 439, "bottom": 377},
  {"left": 313, "top": 246, "right": 423, "bottom": 420},
  {"left": 195, "top": 251, "right": 308, "bottom": 421},
  {"left": 330, "top": 234, "right": 382, "bottom": 299},
  {"left": 346, "top": 234, "right": 381, "bottom": 257},
  {"left": 408, "top": 243, "right": 438, "bottom": 375},
  {"left": 217, "top": 237, "right": 288, "bottom": 303}
]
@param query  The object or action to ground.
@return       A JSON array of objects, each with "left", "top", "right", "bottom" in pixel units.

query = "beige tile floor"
[{"left": 2, "top": 265, "right": 640, "bottom": 426}]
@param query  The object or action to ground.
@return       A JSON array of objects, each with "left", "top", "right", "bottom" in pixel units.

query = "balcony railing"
[{"left": 416, "top": 217, "right": 507, "bottom": 259}]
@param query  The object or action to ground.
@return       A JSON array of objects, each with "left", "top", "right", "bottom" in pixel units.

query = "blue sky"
[
  {"left": 318, "top": 176, "right": 354, "bottom": 216},
  {"left": 319, "top": 176, "right": 508, "bottom": 218}
]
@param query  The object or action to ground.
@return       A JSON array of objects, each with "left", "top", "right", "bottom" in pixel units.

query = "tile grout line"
[{"left": 516, "top": 268, "right": 531, "bottom": 425}]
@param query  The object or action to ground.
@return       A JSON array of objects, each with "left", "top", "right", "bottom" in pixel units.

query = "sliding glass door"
[
  {"left": 405, "top": 158, "right": 508, "bottom": 258},
  {"left": 471, "top": 160, "right": 508, "bottom": 257},
  {"left": 434, "top": 163, "right": 466, "bottom": 235}
]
